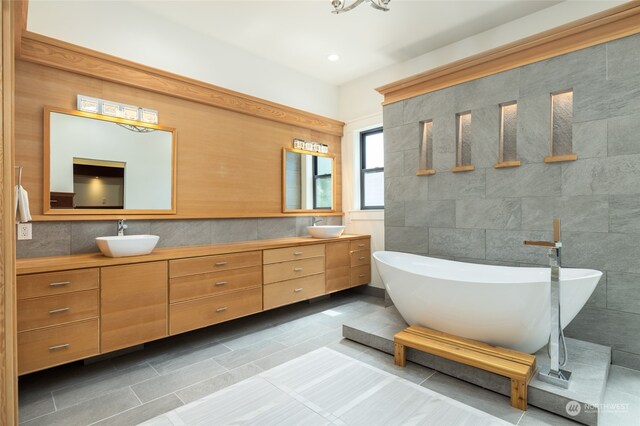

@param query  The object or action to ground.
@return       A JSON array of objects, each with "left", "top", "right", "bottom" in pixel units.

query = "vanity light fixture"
[
  {"left": 76, "top": 95, "right": 159, "bottom": 126},
  {"left": 77, "top": 95, "right": 100, "bottom": 114},
  {"left": 331, "top": 0, "right": 390, "bottom": 14},
  {"left": 292, "top": 138, "right": 329, "bottom": 154},
  {"left": 327, "top": 54, "right": 340, "bottom": 62}
]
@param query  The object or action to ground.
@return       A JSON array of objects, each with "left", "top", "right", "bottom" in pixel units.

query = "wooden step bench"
[{"left": 394, "top": 325, "right": 536, "bottom": 410}]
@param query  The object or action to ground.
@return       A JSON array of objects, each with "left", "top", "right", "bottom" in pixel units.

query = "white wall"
[
  {"left": 27, "top": 1, "right": 339, "bottom": 119},
  {"left": 50, "top": 112, "right": 173, "bottom": 210},
  {"left": 342, "top": 114, "right": 385, "bottom": 289},
  {"left": 337, "top": 1, "right": 624, "bottom": 122}
]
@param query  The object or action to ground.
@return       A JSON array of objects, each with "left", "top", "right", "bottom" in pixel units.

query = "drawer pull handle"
[
  {"left": 49, "top": 344, "right": 70, "bottom": 351},
  {"left": 215, "top": 262, "right": 227, "bottom": 266},
  {"left": 359, "top": 274, "right": 366, "bottom": 278},
  {"left": 48, "top": 307, "right": 70, "bottom": 314},
  {"left": 294, "top": 288, "right": 303, "bottom": 293},
  {"left": 49, "top": 281, "right": 70, "bottom": 287},
  {"left": 215, "top": 281, "right": 227, "bottom": 286},
  {"left": 293, "top": 251, "right": 303, "bottom": 256},
  {"left": 358, "top": 244, "right": 365, "bottom": 247},
  {"left": 293, "top": 267, "right": 303, "bottom": 272},
  {"left": 216, "top": 307, "right": 228, "bottom": 312},
  {"left": 359, "top": 256, "right": 365, "bottom": 260}
]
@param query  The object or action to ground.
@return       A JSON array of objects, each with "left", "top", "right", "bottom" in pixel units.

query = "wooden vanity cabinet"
[
  {"left": 101, "top": 261, "right": 168, "bottom": 353},
  {"left": 263, "top": 244, "right": 326, "bottom": 309},
  {"left": 325, "top": 241, "right": 351, "bottom": 293},
  {"left": 168, "top": 251, "right": 263, "bottom": 335},
  {"left": 16, "top": 268, "right": 100, "bottom": 375},
  {"left": 326, "top": 238, "right": 371, "bottom": 292},
  {"left": 16, "top": 235, "right": 371, "bottom": 374}
]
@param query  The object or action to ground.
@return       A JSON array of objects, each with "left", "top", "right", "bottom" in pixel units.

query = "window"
[
  {"left": 312, "top": 156, "right": 332, "bottom": 209},
  {"left": 360, "top": 127, "right": 384, "bottom": 209}
]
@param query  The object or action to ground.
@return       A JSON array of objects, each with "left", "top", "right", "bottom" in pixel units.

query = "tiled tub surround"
[
  {"left": 16, "top": 216, "right": 343, "bottom": 259},
  {"left": 382, "top": 33, "right": 640, "bottom": 371}
]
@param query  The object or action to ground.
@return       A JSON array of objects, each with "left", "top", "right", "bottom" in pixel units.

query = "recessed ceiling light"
[{"left": 327, "top": 54, "right": 340, "bottom": 62}]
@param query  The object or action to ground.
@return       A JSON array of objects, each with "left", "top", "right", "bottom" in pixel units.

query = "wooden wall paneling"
[
  {"left": 18, "top": 31, "right": 344, "bottom": 136},
  {"left": 15, "top": 61, "right": 343, "bottom": 220},
  {"left": 376, "top": 2, "right": 640, "bottom": 104},
  {"left": 1, "top": 0, "right": 17, "bottom": 422}
]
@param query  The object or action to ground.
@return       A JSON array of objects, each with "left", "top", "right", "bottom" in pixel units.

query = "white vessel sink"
[
  {"left": 307, "top": 225, "right": 345, "bottom": 239},
  {"left": 96, "top": 235, "right": 160, "bottom": 257}
]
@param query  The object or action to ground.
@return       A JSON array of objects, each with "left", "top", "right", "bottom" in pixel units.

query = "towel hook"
[{"left": 14, "top": 166, "right": 22, "bottom": 186}]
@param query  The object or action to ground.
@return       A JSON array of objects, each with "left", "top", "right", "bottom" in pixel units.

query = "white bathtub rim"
[{"left": 372, "top": 251, "right": 602, "bottom": 285}]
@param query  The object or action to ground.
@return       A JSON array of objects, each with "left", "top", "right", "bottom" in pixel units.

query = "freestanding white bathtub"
[{"left": 373, "top": 251, "right": 602, "bottom": 354}]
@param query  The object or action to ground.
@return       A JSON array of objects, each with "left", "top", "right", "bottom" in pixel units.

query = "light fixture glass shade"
[{"left": 331, "top": 0, "right": 390, "bottom": 14}]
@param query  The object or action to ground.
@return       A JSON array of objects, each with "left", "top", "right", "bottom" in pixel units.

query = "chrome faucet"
[
  {"left": 312, "top": 217, "right": 323, "bottom": 227},
  {"left": 524, "top": 218, "right": 571, "bottom": 389},
  {"left": 117, "top": 219, "right": 128, "bottom": 237}
]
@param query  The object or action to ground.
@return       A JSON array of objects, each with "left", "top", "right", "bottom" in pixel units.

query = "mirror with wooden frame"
[
  {"left": 44, "top": 106, "right": 177, "bottom": 215},
  {"left": 282, "top": 148, "right": 335, "bottom": 213}
]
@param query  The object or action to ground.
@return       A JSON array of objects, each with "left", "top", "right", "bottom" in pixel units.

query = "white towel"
[{"left": 15, "top": 185, "right": 32, "bottom": 224}]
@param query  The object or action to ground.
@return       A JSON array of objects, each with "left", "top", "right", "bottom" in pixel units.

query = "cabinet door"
[
  {"left": 325, "top": 241, "right": 351, "bottom": 293},
  {"left": 101, "top": 261, "right": 168, "bottom": 353}
]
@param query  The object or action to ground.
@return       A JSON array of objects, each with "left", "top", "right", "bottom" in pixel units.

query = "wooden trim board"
[
  {"left": 376, "top": 3, "right": 640, "bottom": 105},
  {"left": 1, "top": 1, "right": 18, "bottom": 423},
  {"left": 394, "top": 325, "right": 535, "bottom": 411}
]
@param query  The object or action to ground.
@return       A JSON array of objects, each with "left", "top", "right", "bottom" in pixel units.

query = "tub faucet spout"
[{"left": 524, "top": 218, "right": 571, "bottom": 389}]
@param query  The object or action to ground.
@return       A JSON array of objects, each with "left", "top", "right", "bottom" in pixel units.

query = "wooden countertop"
[{"left": 16, "top": 234, "right": 370, "bottom": 275}]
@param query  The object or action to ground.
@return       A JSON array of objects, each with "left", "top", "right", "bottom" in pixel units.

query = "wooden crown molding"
[
  {"left": 14, "top": 2, "right": 343, "bottom": 137},
  {"left": 377, "top": 2, "right": 640, "bottom": 105}
]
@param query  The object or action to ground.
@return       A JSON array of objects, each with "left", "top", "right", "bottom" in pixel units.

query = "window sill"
[{"left": 544, "top": 154, "right": 577, "bottom": 163}]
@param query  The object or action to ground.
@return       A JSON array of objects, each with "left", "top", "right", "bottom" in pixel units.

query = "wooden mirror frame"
[
  {"left": 43, "top": 106, "right": 177, "bottom": 215},
  {"left": 281, "top": 147, "right": 336, "bottom": 214}
]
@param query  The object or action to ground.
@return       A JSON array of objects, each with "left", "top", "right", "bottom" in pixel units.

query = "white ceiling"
[{"left": 130, "top": 0, "right": 561, "bottom": 86}]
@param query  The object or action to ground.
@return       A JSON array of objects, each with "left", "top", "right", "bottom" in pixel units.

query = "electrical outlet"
[{"left": 17, "top": 223, "right": 32, "bottom": 240}]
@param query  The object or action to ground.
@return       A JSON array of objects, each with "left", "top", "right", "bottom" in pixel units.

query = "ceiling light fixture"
[
  {"left": 327, "top": 54, "right": 340, "bottom": 61},
  {"left": 331, "top": 0, "right": 390, "bottom": 14}
]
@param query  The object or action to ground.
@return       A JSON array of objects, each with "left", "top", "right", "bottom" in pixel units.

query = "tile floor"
[{"left": 18, "top": 291, "right": 640, "bottom": 425}]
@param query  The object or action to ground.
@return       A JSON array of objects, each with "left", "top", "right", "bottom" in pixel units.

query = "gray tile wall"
[
  {"left": 16, "top": 216, "right": 343, "bottom": 259},
  {"left": 382, "top": 33, "right": 640, "bottom": 370}
]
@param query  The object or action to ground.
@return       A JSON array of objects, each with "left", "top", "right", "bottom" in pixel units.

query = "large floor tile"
[
  {"left": 599, "top": 387, "right": 640, "bottom": 426},
  {"left": 23, "top": 388, "right": 140, "bottom": 426},
  {"left": 211, "top": 339, "right": 287, "bottom": 370},
  {"left": 92, "top": 394, "right": 183, "bottom": 426},
  {"left": 420, "top": 372, "right": 525, "bottom": 424},
  {"left": 52, "top": 363, "right": 157, "bottom": 410},
  {"left": 607, "top": 365, "right": 640, "bottom": 397},
  {"left": 148, "top": 342, "right": 230, "bottom": 375},
  {"left": 175, "top": 363, "right": 264, "bottom": 405},
  {"left": 131, "top": 358, "right": 227, "bottom": 403},
  {"left": 518, "top": 406, "right": 581, "bottom": 425}
]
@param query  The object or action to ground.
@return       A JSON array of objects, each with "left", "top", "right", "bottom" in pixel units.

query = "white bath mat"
[{"left": 141, "top": 347, "right": 510, "bottom": 425}]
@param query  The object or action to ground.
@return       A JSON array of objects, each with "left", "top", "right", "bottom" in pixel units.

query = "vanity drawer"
[
  {"left": 350, "top": 250, "right": 371, "bottom": 267},
  {"left": 170, "top": 266, "right": 262, "bottom": 303},
  {"left": 263, "top": 244, "right": 324, "bottom": 264},
  {"left": 17, "top": 268, "right": 99, "bottom": 300},
  {"left": 18, "top": 318, "right": 99, "bottom": 375},
  {"left": 170, "top": 251, "right": 262, "bottom": 278},
  {"left": 263, "top": 274, "right": 325, "bottom": 310},
  {"left": 350, "top": 239, "right": 370, "bottom": 252},
  {"left": 263, "top": 257, "right": 325, "bottom": 284},
  {"left": 351, "top": 265, "right": 371, "bottom": 286},
  {"left": 17, "top": 289, "right": 99, "bottom": 332},
  {"left": 170, "top": 287, "right": 262, "bottom": 335}
]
